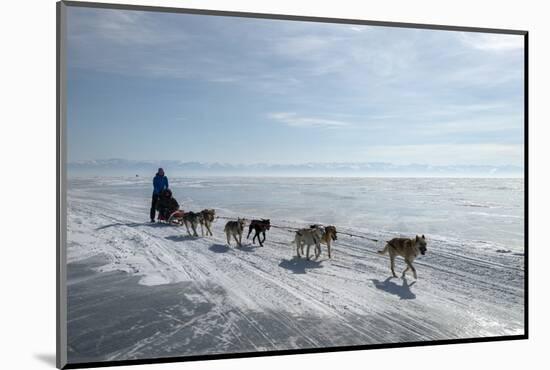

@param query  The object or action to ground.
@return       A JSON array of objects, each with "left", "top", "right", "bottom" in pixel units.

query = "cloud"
[
  {"left": 271, "top": 35, "right": 331, "bottom": 56},
  {"left": 69, "top": 8, "right": 189, "bottom": 46},
  {"left": 348, "top": 25, "right": 368, "bottom": 32},
  {"left": 208, "top": 76, "right": 242, "bottom": 83},
  {"left": 458, "top": 33, "right": 524, "bottom": 51},
  {"left": 67, "top": 8, "right": 525, "bottom": 168},
  {"left": 268, "top": 112, "right": 351, "bottom": 128}
]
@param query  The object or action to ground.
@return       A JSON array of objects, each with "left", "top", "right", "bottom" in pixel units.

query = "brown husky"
[
  {"left": 377, "top": 235, "right": 427, "bottom": 279},
  {"left": 309, "top": 225, "right": 338, "bottom": 258}
]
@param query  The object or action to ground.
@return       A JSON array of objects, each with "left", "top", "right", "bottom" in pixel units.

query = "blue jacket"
[{"left": 153, "top": 175, "right": 169, "bottom": 194}]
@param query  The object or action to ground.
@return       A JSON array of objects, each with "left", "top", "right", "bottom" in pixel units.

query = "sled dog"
[
  {"left": 294, "top": 227, "right": 323, "bottom": 260},
  {"left": 224, "top": 218, "right": 246, "bottom": 247},
  {"left": 309, "top": 224, "right": 338, "bottom": 259},
  {"left": 247, "top": 219, "right": 271, "bottom": 247},
  {"left": 377, "top": 235, "right": 427, "bottom": 279},
  {"left": 199, "top": 209, "right": 216, "bottom": 236},
  {"left": 181, "top": 211, "right": 201, "bottom": 237}
]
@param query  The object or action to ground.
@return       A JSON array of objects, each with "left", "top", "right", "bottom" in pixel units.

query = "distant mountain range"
[{"left": 68, "top": 159, "right": 524, "bottom": 177}]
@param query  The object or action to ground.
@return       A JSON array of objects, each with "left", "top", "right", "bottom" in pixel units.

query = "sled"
[
  {"left": 157, "top": 209, "right": 186, "bottom": 225},
  {"left": 165, "top": 209, "right": 187, "bottom": 225}
]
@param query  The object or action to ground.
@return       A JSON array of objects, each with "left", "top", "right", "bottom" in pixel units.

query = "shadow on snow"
[
  {"left": 279, "top": 256, "right": 323, "bottom": 274},
  {"left": 236, "top": 244, "right": 258, "bottom": 252},
  {"left": 371, "top": 277, "right": 416, "bottom": 300},
  {"left": 165, "top": 235, "right": 199, "bottom": 242},
  {"left": 209, "top": 244, "right": 230, "bottom": 253},
  {"left": 95, "top": 222, "right": 173, "bottom": 231}
]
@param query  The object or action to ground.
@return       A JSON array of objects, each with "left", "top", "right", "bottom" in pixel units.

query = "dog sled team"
[{"left": 150, "top": 168, "right": 428, "bottom": 279}]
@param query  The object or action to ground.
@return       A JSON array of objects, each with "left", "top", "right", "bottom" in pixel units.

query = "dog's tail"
[{"left": 377, "top": 243, "right": 390, "bottom": 255}]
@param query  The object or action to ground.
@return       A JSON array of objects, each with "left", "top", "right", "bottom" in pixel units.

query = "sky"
[{"left": 66, "top": 6, "right": 525, "bottom": 167}]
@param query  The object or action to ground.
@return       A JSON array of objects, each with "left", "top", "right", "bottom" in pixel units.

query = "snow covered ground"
[{"left": 66, "top": 176, "right": 525, "bottom": 364}]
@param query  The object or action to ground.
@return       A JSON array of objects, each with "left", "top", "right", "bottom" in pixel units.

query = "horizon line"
[{"left": 68, "top": 158, "right": 524, "bottom": 168}]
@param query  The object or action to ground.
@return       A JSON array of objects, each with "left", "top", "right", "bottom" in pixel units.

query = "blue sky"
[{"left": 66, "top": 7, "right": 524, "bottom": 167}]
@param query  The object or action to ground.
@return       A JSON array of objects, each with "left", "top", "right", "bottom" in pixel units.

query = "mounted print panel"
[{"left": 57, "top": 1, "right": 527, "bottom": 368}]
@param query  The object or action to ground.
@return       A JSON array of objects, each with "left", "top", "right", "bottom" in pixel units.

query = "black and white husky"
[
  {"left": 199, "top": 209, "right": 216, "bottom": 236},
  {"left": 181, "top": 212, "right": 201, "bottom": 237}
]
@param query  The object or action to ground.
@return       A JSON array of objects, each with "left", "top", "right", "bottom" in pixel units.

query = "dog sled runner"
[
  {"left": 157, "top": 209, "right": 186, "bottom": 225},
  {"left": 167, "top": 209, "right": 187, "bottom": 225}
]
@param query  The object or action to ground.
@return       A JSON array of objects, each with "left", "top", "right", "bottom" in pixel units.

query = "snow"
[{"left": 66, "top": 176, "right": 524, "bottom": 363}]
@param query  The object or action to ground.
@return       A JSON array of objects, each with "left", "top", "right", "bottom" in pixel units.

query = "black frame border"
[{"left": 56, "top": 1, "right": 529, "bottom": 369}]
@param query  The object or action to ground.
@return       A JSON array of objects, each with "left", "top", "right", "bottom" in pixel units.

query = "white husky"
[
  {"left": 293, "top": 227, "right": 323, "bottom": 260},
  {"left": 224, "top": 218, "right": 246, "bottom": 247}
]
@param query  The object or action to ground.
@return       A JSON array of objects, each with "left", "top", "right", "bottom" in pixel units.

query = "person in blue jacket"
[{"left": 150, "top": 168, "right": 169, "bottom": 222}]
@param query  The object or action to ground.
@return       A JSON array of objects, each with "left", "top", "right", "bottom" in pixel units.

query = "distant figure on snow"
[{"left": 150, "top": 168, "right": 169, "bottom": 222}]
